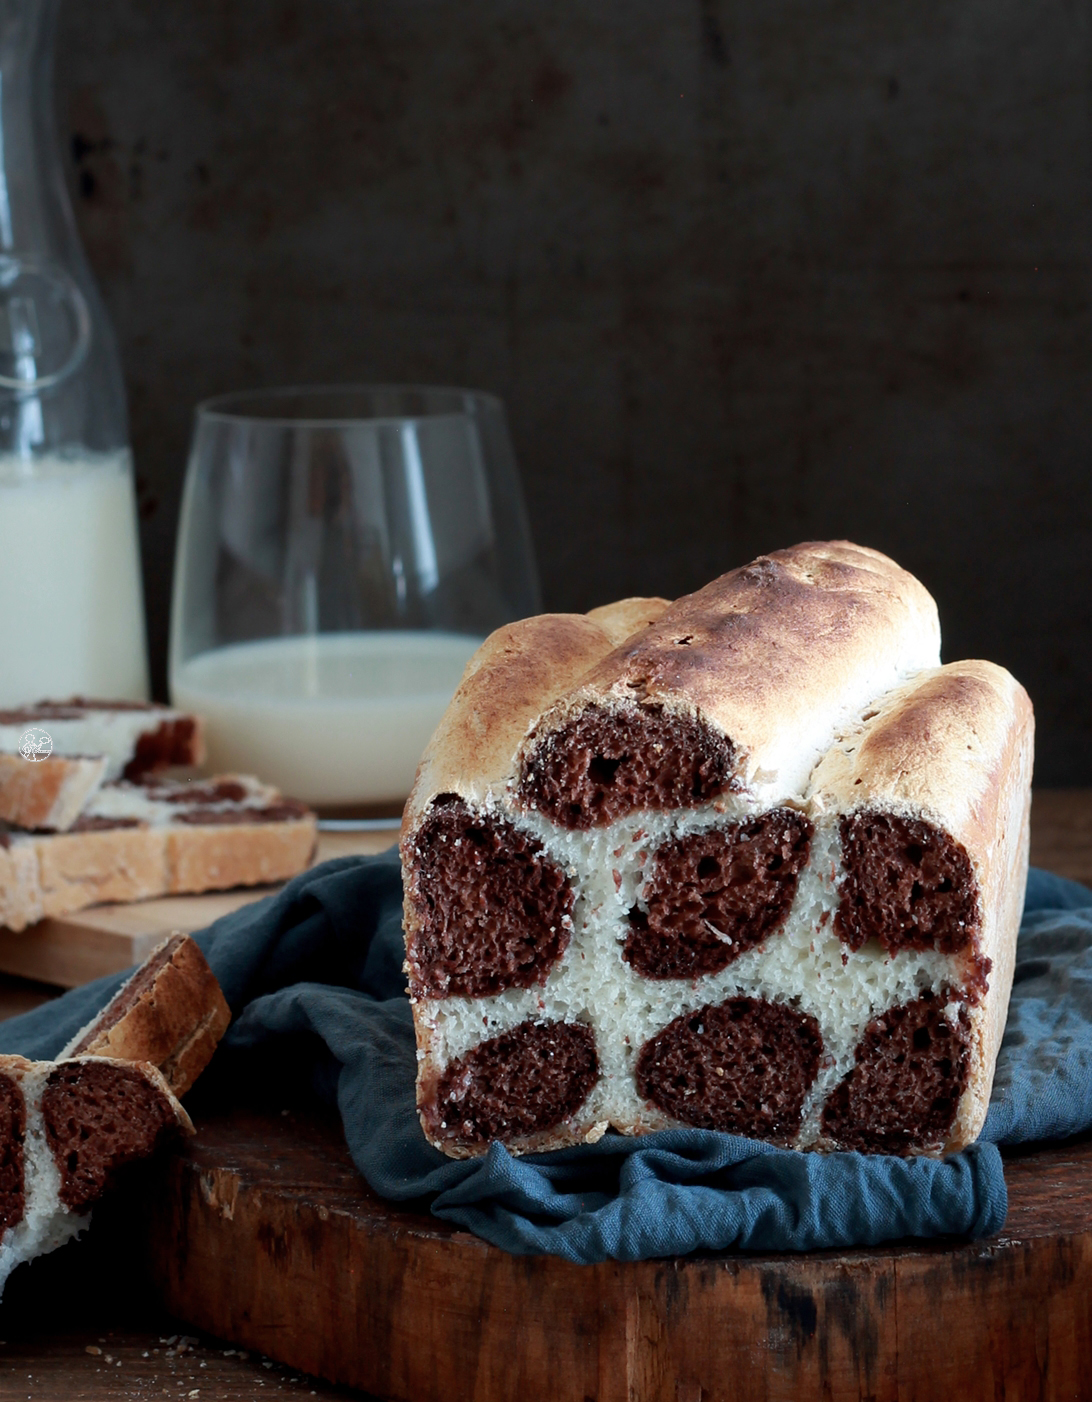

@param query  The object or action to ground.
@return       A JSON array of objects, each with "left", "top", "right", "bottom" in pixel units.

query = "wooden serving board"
[
  {"left": 144, "top": 1107, "right": 1092, "bottom": 1402},
  {"left": 138, "top": 791, "right": 1092, "bottom": 1400},
  {"left": 0, "top": 830, "right": 396, "bottom": 988}
]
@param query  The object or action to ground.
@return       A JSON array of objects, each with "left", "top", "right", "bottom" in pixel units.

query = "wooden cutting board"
[
  {"left": 83, "top": 788, "right": 1092, "bottom": 1397},
  {"left": 0, "top": 829, "right": 396, "bottom": 988},
  {"left": 144, "top": 1107, "right": 1092, "bottom": 1402},
  {"left": 138, "top": 790, "right": 1092, "bottom": 1399}
]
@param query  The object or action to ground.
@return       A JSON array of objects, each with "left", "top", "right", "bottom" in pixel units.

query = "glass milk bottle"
[{"left": 0, "top": 0, "right": 148, "bottom": 706}]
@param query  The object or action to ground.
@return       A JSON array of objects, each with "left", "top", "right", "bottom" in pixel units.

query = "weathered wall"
[{"left": 55, "top": 0, "right": 1092, "bottom": 782}]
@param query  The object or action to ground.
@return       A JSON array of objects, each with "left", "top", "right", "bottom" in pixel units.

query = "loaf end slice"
[
  {"left": 62, "top": 933, "right": 231, "bottom": 1097},
  {"left": 41, "top": 1056, "right": 193, "bottom": 1213}
]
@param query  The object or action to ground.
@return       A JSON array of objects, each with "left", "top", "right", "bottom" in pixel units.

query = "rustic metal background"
[{"left": 55, "top": 0, "right": 1091, "bottom": 783}]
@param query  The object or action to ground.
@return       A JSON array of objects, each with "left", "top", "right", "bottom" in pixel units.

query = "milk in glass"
[
  {"left": 0, "top": 451, "right": 149, "bottom": 705},
  {"left": 171, "top": 630, "right": 480, "bottom": 804}
]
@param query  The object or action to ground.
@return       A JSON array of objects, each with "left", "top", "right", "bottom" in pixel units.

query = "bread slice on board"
[
  {"left": 0, "top": 753, "right": 107, "bottom": 833},
  {"left": 0, "top": 699, "right": 204, "bottom": 781},
  {"left": 0, "top": 932, "right": 230, "bottom": 1294},
  {"left": 0, "top": 774, "right": 317, "bottom": 932}
]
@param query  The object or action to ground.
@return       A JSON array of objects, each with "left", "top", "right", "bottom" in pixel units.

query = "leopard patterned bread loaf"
[{"left": 400, "top": 541, "right": 1032, "bottom": 1159}]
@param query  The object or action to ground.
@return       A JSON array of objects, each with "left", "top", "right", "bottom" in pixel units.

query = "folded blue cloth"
[{"left": 1, "top": 857, "right": 1088, "bottom": 1264}]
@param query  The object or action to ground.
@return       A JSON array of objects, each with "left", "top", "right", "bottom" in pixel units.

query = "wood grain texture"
[
  {"left": 144, "top": 1109, "right": 1092, "bottom": 1402},
  {"left": 1029, "top": 789, "right": 1092, "bottom": 885},
  {"left": 0, "top": 830, "right": 396, "bottom": 988},
  {"left": 0, "top": 1326, "right": 369, "bottom": 1399}
]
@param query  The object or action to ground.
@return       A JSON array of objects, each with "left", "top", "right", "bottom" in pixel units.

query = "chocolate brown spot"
[
  {"left": 70, "top": 815, "right": 144, "bottom": 832},
  {"left": 41, "top": 1061, "right": 180, "bottom": 1213},
  {"left": 820, "top": 990, "right": 971, "bottom": 1154},
  {"left": 625, "top": 810, "right": 813, "bottom": 978},
  {"left": 636, "top": 997, "right": 823, "bottom": 1140},
  {"left": 837, "top": 812, "right": 988, "bottom": 992},
  {"left": 518, "top": 703, "right": 735, "bottom": 829},
  {"left": 422, "top": 1020, "right": 599, "bottom": 1146},
  {"left": 405, "top": 799, "right": 573, "bottom": 998},
  {"left": 0, "top": 1072, "right": 26, "bottom": 1235},
  {"left": 125, "top": 716, "right": 201, "bottom": 778}
]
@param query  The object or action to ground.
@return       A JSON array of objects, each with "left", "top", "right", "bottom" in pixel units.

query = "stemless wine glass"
[{"left": 168, "top": 385, "right": 540, "bottom": 806}]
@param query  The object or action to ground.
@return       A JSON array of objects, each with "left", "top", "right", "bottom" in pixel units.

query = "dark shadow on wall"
[{"left": 55, "top": 0, "right": 1092, "bottom": 784}]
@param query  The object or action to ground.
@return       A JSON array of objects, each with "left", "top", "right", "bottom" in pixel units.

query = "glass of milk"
[
  {"left": 169, "top": 386, "right": 540, "bottom": 806},
  {"left": 0, "top": 0, "right": 148, "bottom": 706}
]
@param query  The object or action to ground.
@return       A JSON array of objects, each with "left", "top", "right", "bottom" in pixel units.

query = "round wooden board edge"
[{"left": 142, "top": 1111, "right": 1092, "bottom": 1402}]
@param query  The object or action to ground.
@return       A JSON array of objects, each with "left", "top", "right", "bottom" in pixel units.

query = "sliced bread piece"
[
  {"left": 0, "top": 775, "right": 317, "bottom": 932},
  {"left": 0, "top": 753, "right": 108, "bottom": 832},
  {"left": 62, "top": 933, "right": 231, "bottom": 1097},
  {"left": 0, "top": 1054, "right": 191, "bottom": 1297},
  {"left": 804, "top": 659, "right": 1034, "bottom": 1153},
  {"left": 0, "top": 699, "right": 204, "bottom": 782}
]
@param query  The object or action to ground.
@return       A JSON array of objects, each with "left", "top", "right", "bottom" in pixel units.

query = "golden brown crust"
[
  {"left": 811, "top": 661, "right": 1030, "bottom": 831},
  {"left": 402, "top": 614, "right": 617, "bottom": 837},
  {"left": 0, "top": 841, "right": 43, "bottom": 932},
  {"left": 585, "top": 597, "right": 673, "bottom": 646},
  {"left": 519, "top": 542, "right": 941, "bottom": 809},
  {"left": 159, "top": 1007, "right": 230, "bottom": 1097},
  {"left": 166, "top": 818, "right": 317, "bottom": 894},
  {"left": 36, "top": 827, "right": 170, "bottom": 919},
  {"left": 808, "top": 659, "right": 1035, "bottom": 1152},
  {"left": 62, "top": 934, "right": 231, "bottom": 1097},
  {"left": 0, "top": 753, "right": 107, "bottom": 832}
]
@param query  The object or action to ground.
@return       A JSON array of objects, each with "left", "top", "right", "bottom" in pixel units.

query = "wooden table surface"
[{"left": 0, "top": 789, "right": 1087, "bottom": 1400}]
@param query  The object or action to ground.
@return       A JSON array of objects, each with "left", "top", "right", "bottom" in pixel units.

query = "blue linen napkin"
[{"left": 1, "top": 856, "right": 1087, "bottom": 1264}]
